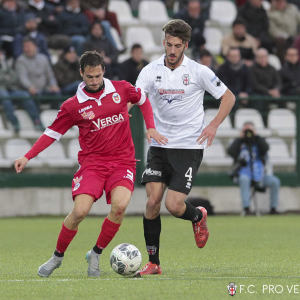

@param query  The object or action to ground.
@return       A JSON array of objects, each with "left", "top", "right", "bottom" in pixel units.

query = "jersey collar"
[{"left": 76, "top": 78, "right": 116, "bottom": 105}]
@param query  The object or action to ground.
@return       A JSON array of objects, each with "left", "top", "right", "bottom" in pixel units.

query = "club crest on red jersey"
[
  {"left": 112, "top": 92, "right": 121, "bottom": 104},
  {"left": 72, "top": 176, "right": 83, "bottom": 191},
  {"left": 81, "top": 110, "right": 95, "bottom": 120},
  {"left": 182, "top": 74, "right": 190, "bottom": 85}
]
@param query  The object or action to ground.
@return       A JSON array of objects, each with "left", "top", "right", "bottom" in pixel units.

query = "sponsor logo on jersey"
[
  {"left": 144, "top": 168, "right": 162, "bottom": 177},
  {"left": 186, "top": 182, "right": 192, "bottom": 189},
  {"left": 91, "top": 113, "right": 125, "bottom": 131},
  {"left": 182, "top": 74, "right": 190, "bottom": 85},
  {"left": 161, "top": 95, "right": 183, "bottom": 104},
  {"left": 72, "top": 175, "right": 83, "bottom": 191},
  {"left": 112, "top": 92, "right": 121, "bottom": 103},
  {"left": 156, "top": 76, "right": 162, "bottom": 82},
  {"left": 158, "top": 89, "right": 184, "bottom": 95},
  {"left": 81, "top": 110, "right": 95, "bottom": 120},
  {"left": 78, "top": 105, "right": 92, "bottom": 113}
]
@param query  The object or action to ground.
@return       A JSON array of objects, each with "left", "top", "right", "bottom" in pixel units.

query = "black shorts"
[{"left": 141, "top": 147, "right": 203, "bottom": 195}]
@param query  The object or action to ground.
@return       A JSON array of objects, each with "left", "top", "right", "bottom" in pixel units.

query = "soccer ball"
[{"left": 110, "top": 243, "right": 142, "bottom": 276}]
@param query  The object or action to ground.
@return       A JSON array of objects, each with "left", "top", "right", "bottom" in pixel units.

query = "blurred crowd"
[{"left": 1, "top": 0, "right": 300, "bottom": 132}]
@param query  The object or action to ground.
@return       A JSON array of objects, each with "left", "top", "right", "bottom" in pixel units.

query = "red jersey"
[{"left": 44, "top": 79, "right": 146, "bottom": 165}]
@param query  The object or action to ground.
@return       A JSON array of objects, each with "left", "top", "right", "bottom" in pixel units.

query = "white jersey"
[{"left": 136, "top": 55, "right": 228, "bottom": 149}]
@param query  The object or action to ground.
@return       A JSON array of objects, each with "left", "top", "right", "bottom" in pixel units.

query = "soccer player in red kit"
[{"left": 14, "top": 51, "right": 167, "bottom": 278}]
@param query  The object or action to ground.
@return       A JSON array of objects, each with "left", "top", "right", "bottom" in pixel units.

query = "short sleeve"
[
  {"left": 45, "top": 102, "right": 75, "bottom": 140},
  {"left": 135, "top": 66, "right": 151, "bottom": 94},
  {"left": 124, "top": 81, "right": 146, "bottom": 106},
  {"left": 198, "top": 66, "right": 227, "bottom": 99}
]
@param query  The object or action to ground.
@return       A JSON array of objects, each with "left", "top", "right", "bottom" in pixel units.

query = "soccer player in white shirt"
[{"left": 135, "top": 19, "right": 236, "bottom": 276}]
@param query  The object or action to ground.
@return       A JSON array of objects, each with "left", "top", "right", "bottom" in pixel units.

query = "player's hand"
[
  {"left": 146, "top": 128, "right": 168, "bottom": 145},
  {"left": 14, "top": 156, "right": 28, "bottom": 173},
  {"left": 197, "top": 123, "right": 218, "bottom": 146}
]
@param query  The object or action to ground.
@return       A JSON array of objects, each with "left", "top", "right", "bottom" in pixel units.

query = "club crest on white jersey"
[{"left": 182, "top": 74, "right": 190, "bottom": 85}]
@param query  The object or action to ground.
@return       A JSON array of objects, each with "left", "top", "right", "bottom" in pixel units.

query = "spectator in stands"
[
  {"left": 0, "top": 48, "right": 44, "bottom": 133},
  {"left": 80, "top": 0, "right": 107, "bottom": 10},
  {"left": 268, "top": 0, "right": 300, "bottom": 62},
  {"left": 195, "top": 48, "right": 218, "bottom": 72},
  {"left": 26, "top": 0, "right": 70, "bottom": 50},
  {"left": 53, "top": 46, "right": 81, "bottom": 95},
  {"left": 84, "top": 4, "right": 122, "bottom": 37},
  {"left": 16, "top": 38, "right": 60, "bottom": 98},
  {"left": 227, "top": 121, "right": 280, "bottom": 215},
  {"left": 84, "top": 4, "right": 124, "bottom": 51},
  {"left": 238, "top": 0, "right": 274, "bottom": 53},
  {"left": 119, "top": 44, "right": 148, "bottom": 84},
  {"left": 0, "top": 0, "right": 25, "bottom": 58},
  {"left": 217, "top": 47, "right": 251, "bottom": 100},
  {"left": 83, "top": 21, "right": 118, "bottom": 79},
  {"left": 174, "top": 0, "right": 206, "bottom": 51},
  {"left": 13, "top": 13, "right": 50, "bottom": 60},
  {"left": 175, "top": 0, "right": 211, "bottom": 21},
  {"left": 250, "top": 48, "right": 281, "bottom": 98},
  {"left": 250, "top": 48, "right": 281, "bottom": 117},
  {"left": 26, "top": 0, "right": 60, "bottom": 36},
  {"left": 280, "top": 47, "right": 300, "bottom": 95},
  {"left": 221, "top": 19, "right": 258, "bottom": 66},
  {"left": 57, "top": 0, "right": 90, "bottom": 55}
]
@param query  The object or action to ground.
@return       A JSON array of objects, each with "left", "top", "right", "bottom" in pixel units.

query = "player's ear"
[
  {"left": 79, "top": 68, "right": 83, "bottom": 78},
  {"left": 185, "top": 41, "right": 189, "bottom": 50}
]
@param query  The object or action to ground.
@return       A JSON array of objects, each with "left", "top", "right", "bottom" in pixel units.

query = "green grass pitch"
[{"left": 0, "top": 215, "right": 299, "bottom": 300}]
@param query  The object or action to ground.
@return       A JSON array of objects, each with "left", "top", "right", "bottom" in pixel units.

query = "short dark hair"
[
  {"left": 23, "top": 36, "right": 37, "bottom": 46},
  {"left": 199, "top": 49, "right": 212, "bottom": 58},
  {"left": 162, "top": 19, "right": 192, "bottom": 42},
  {"left": 232, "top": 18, "right": 245, "bottom": 27},
  {"left": 79, "top": 51, "right": 105, "bottom": 72},
  {"left": 131, "top": 43, "right": 142, "bottom": 52},
  {"left": 90, "top": 20, "right": 103, "bottom": 32}
]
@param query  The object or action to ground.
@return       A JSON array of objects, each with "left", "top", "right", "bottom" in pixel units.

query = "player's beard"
[{"left": 166, "top": 48, "right": 185, "bottom": 69}]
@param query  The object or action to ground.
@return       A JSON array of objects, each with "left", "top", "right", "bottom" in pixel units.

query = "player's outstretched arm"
[
  {"left": 146, "top": 128, "right": 168, "bottom": 145},
  {"left": 14, "top": 134, "right": 56, "bottom": 174},
  {"left": 197, "top": 89, "right": 235, "bottom": 146},
  {"left": 14, "top": 157, "right": 29, "bottom": 173}
]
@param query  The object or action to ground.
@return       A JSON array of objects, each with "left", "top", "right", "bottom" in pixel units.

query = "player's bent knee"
[{"left": 165, "top": 201, "right": 182, "bottom": 217}]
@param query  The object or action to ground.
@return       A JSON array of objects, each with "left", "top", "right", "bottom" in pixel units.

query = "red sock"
[
  {"left": 96, "top": 218, "right": 120, "bottom": 249},
  {"left": 56, "top": 223, "right": 77, "bottom": 254}
]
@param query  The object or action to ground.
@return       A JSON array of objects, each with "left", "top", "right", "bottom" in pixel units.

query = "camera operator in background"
[{"left": 227, "top": 121, "right": 280, "bottom": 215}]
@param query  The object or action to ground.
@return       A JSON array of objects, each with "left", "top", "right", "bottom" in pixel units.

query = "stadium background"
[{"left": 0, "top": 0, "right": 300, "bottom": 215}]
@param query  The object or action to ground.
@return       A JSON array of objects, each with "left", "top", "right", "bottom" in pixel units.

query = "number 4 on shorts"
[{"left": 185, "top": 167, "right": 193, "bottom": 182}]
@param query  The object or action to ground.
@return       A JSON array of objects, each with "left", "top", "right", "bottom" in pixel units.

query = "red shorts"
[{"left": 71, "top": 161, "right": 136, "bottom": 204}]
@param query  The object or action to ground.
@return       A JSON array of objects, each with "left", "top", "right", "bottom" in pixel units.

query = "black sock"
[
  {"left": 178, "top": 201, "right": 202, "bottom": 223},
  {"left": 143, "top": 215, "right": 161, "bottom": 265},
  {"left": 93, "top": 245, "right": 103, "bottom": 254},
  {"left": 54, "top": 250, "right": 64, "bottom": 257}
]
